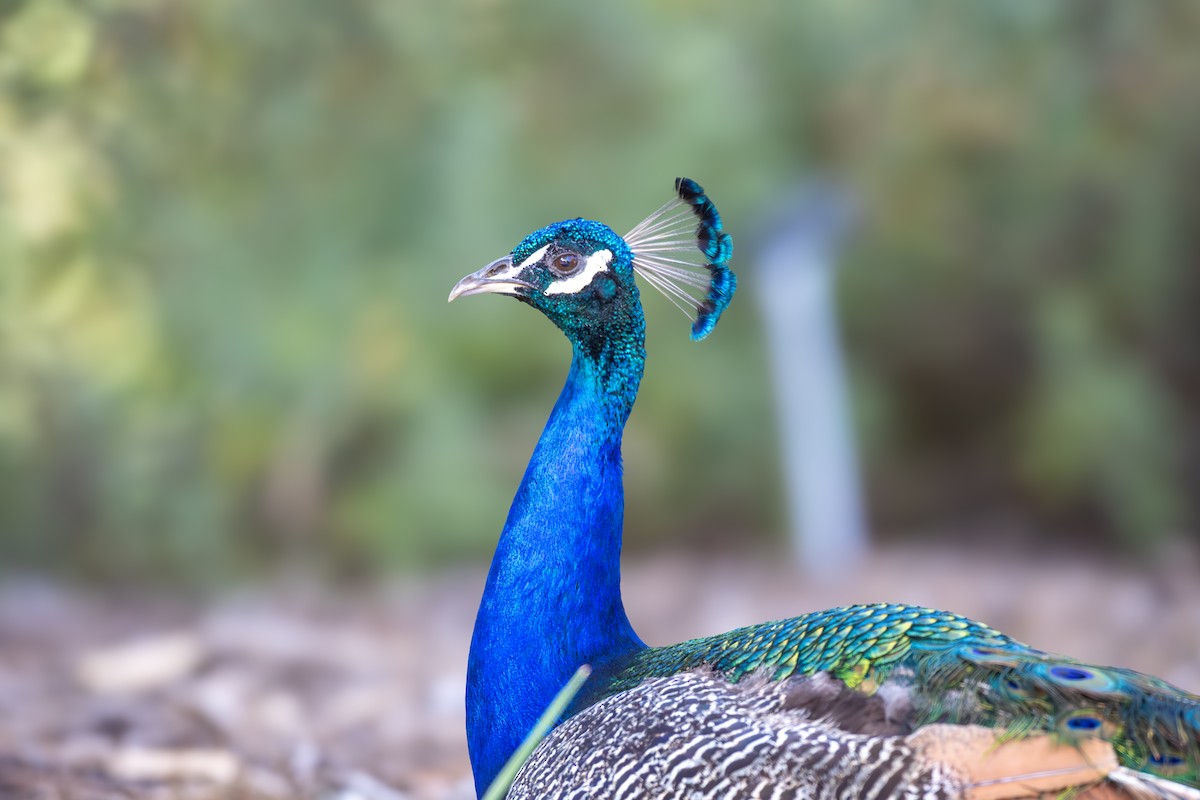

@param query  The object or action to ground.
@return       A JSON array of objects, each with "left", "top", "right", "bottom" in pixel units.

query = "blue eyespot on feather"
[
  {"left": 1151, "top": 753, "right": 1187, "bottom": 766},
  {"left": 1066, "top": 715, "right": 1102, "bottom": 731},
  {"left": 1033, "top": 662, "right": 1125, "bottom": 695},
  {"left": 1056, "top": 708, "right": 1113, "bottom": 739},
  {"left": 1051, "top": 666, "right": 1094, "bottom": 681},
  {"left": 1146, "top": 751, "right": 1190, "bottom": 777},
  {"left": 625, "top": 177, "right": 736, "bottom": 341},
  {"left": 958, "top": 643, "right": 1026, "bottom": 668}
]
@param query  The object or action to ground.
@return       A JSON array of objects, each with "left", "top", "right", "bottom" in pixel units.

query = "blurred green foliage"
[{"left": 1, "top": 0, "right": 1197, "bottom": 583}]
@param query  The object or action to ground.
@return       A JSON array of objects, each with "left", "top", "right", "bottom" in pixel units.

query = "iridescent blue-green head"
[
  {"left": 448, "top": 178, "right": 736, "bottom": 350},
  {"left": 449, "top": 218, "right": 642, "bottom": 356}
]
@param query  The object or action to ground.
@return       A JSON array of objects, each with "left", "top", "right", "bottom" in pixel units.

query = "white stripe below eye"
[{"left": 544, "top": 249, "right": 612, "bottom": 296}]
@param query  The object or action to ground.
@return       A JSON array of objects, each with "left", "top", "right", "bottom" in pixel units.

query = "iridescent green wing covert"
[{"left": 601, "top": 603, "right": 1011, "bottom": 691}]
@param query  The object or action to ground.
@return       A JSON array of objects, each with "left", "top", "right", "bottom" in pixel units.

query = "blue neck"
[{"left": 466, "top": 334, "right": 647, "bottom": 796}]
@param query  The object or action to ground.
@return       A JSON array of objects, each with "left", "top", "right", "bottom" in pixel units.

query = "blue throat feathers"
[{"left": 465, "top": 314, "right": 648, "bottom": 794}]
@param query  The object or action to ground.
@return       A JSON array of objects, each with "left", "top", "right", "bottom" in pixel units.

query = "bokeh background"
[{"left": 1, "top": 1, "right": 1199, "bottom": 797}]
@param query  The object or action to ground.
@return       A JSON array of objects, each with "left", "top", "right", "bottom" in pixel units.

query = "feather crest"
[{"left": 625, "top": 177, "right": 736, "bottom": 340}]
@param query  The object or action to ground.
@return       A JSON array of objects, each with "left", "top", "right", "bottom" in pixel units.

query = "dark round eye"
[{"left": 550, "top": 252, "right": 580, "bottom": 276}]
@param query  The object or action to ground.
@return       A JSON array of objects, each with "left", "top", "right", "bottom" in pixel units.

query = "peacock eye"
[{"left": 550, "top": 252, "right": 580, "bottom": 276}]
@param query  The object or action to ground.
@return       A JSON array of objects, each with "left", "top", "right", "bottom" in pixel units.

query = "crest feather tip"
[{"left": 627, "top": 177, "right": 736, "bottom": 340}]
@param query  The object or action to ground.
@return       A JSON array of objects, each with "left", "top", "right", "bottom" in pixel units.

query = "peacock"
[{"left": 448, "top": 178, "right": 1200, "bottom": 799}]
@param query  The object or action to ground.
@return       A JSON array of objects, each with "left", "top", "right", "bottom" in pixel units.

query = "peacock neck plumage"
[{"left": 466, "top": 310, "right": 648, "bottom": 795}]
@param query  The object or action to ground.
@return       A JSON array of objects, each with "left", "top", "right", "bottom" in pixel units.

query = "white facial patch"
[
  {"left": 516, "top": 244, "right": 551, "bottom": 273},
  {"left": 487, "top": 244, "right": 548, "bottom": 284},
  {"left": 544, "top": 249, "right": 612, "bottom": 296}
]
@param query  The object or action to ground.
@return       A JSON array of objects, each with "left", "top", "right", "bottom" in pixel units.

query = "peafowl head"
[
  {"left": 449, "top": 218, "right": 641, "bottom": 351},
  {"left": 448, "top": 178, "right": 736, "bottom": 349}
]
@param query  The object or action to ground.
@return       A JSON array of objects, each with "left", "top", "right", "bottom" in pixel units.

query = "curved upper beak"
[{"left": 448, "top": 256, "right": 535, "bottom": 302}]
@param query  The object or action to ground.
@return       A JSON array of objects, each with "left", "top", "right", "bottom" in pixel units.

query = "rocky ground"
[{"left": 0, "top": 544, "right": 1197, "bottom": 800}]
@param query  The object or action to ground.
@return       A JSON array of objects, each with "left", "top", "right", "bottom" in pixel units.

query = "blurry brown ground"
[{"left": 0, "top": 545, "right": 1197, "bottom": 800}]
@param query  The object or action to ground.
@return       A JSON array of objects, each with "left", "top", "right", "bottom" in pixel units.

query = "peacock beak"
[{"left": 448, "top": 256, "right": 535, "bottom": 302}]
